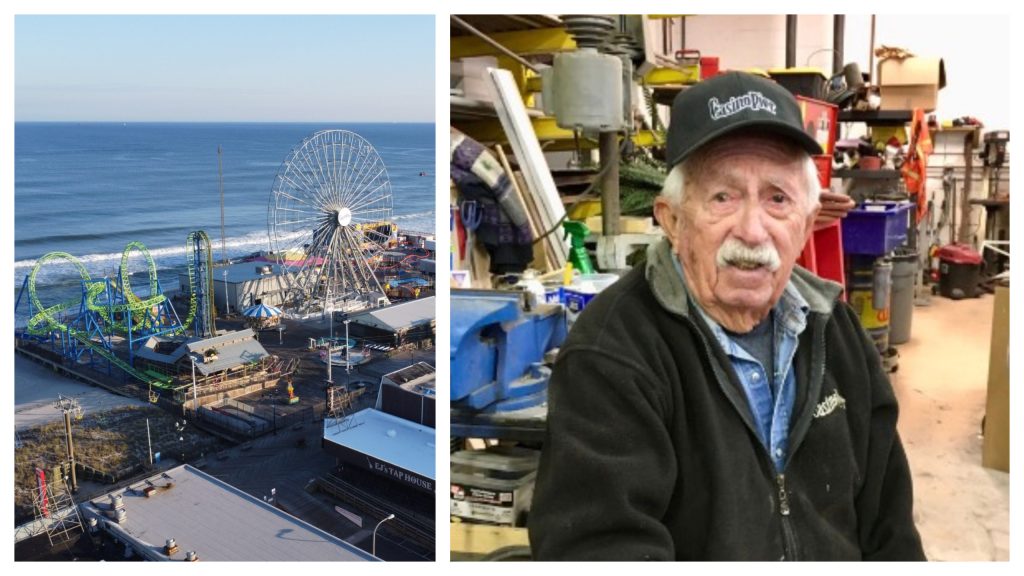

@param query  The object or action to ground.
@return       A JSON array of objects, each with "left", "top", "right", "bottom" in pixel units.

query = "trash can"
[
  {"left": 889, "top": 250, "right": 918, "bottom": 345},
  {"left": 937, "top": 244, "right": 982, "bottom": 300}
]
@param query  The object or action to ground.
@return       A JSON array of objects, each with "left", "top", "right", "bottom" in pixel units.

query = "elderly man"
[{"left": 528, "top": 72, "right": 924, "bottom": 561}]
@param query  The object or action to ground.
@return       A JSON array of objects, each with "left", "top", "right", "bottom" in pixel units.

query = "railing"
[
  {"left": 197, "top": 402, "right": 323, "bottom": 439},
  {"left": 317, "top": 473, "right": 435, "bottom": 551}
]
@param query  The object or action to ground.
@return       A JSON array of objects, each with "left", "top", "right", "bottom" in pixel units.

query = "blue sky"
[{"left": 15, "top": 15, "right": 435, "bottom": 122}]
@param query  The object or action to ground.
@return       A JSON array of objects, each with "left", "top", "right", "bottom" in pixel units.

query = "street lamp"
[{"left": 372, "top": 513, "right": 395, "bottom": 557}]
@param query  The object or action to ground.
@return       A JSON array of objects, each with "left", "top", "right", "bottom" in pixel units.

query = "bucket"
[
  {"left": 847, "top": 256, "right": 890, "bottom": 355},
  {"left": 889, "top": 251, "right": 918, "bottom": 345}
]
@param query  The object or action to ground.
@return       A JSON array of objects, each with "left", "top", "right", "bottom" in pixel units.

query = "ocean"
[{"left": 14, "top": 122, "right": 435, "bottom": 326}]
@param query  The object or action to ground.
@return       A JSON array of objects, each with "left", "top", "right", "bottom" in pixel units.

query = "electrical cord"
[{"left": 531, "top": 136, "right": 633, "bottom": 246}]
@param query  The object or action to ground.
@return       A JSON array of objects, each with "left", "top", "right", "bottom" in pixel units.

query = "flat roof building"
[
  {"left": 78, "top": 465, "right": 376, "bottom": 561},
  {"left": 323, "top": 362, "right": 436, "bottom": 493},
  {"left": 345, "top": 297, "right": 435, "bottom": 345},
  {"left": 322, "top": 410, "right": 436, "bottom": 494}
]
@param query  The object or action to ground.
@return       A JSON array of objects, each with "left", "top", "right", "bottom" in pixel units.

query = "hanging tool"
[{"left": 460, "top": 200, "right": 483, "bottom": 271}]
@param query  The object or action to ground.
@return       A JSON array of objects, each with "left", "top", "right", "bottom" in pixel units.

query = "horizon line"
[{"left": 15, "top": 120, "right": 436, "bottom": 124}]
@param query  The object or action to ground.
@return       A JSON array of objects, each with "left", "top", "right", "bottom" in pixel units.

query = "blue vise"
[{"left": 451, "top": 290, "right": 567, "bottom": 412}]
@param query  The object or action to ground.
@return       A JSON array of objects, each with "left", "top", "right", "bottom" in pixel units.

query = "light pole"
[
  {"left": 344, "top": 317, "right": 351, "bottom": 379},
  {"left": 326, "top": 307, "right": 334, "bottom": 386},
  {"left": 223, "top": 269, "right": 230, "bottom": 316},
  {"left": 372, "top": 513, "right": 395, "bottom": 557},
  {"left": 190, "top": 355, "right": 198, "bottom": 413},
  {"left": 54, "top": 395, "right": 81, "bottom": 493}
]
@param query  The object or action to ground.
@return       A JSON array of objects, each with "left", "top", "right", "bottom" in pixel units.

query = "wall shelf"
[{"left": 834, "top": 168, "right": 902, "bottom": 179}]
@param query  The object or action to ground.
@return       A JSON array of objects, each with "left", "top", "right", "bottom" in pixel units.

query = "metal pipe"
[
  {"left": 599, "top": 132, "right": 621, "bottom": 237},
  {"left": 450, "top": 15, "right": 541, "bottom": 73},
  {"left": 832, "top": 15, "right": 845, "bottom": 75},
  {"left": 959, "top": 133, "right": 976, "bottom": 245},
  {"left": 869, "top": 15, "right": 876, "bottom": 83},
  {"left": 786, "top": 15, "right": 797, "bottom": 68},
  {"left": 662, "top": 18, "right": 669, "bottom": 54}
]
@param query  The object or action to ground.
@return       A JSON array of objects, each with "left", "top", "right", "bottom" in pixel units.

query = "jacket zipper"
[
  {"left": 776, "top": 473, "right": 798, "bottom": 560},
  {"left": 684, "top": 316, "right": 809, "bottom": 561}
]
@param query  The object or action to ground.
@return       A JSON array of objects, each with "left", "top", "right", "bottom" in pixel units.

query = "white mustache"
[{"left": 715, "top": 238, "right": 781, "bottom": 271}]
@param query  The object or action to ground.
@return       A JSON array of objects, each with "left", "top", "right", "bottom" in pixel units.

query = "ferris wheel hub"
[{"left": 335, "top": 207, "right": 352, "bottom": 227}]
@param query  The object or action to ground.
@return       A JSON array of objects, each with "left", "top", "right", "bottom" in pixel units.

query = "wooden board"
[
  {"left": 488, "top": 67, "right": 569, "bottom": 267},
  {"left": 982, "top": 284, "right": 1009, "bottom": 471},
  {"left": 450, "top": 521, "right": 530, "bottom": 560}
]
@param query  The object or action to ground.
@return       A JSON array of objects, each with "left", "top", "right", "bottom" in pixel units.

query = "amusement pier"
[{"left": 14, "top": 130, "right": 437, "bottom": 561}]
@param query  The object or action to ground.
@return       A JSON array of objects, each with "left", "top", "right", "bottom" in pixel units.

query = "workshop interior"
[{"left": 448, "top": 14, "right": 1009, "bottom": 561}]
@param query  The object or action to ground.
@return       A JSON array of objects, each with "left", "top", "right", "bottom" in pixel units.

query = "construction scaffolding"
[{"left": 31, "top": 467, "right": 84, "bottom": 547}]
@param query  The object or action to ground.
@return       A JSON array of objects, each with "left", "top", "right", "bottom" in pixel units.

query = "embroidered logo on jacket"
[
  {"left": 813, "top": 389, "right": 847, "bottom": 418},
  {"left": 708, "top": 91, "right": 778, "bottom": 120}
]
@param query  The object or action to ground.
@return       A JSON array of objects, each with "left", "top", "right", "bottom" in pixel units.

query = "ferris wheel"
[{"left": 268, "top": 130, "right": 394, "bottom": 313}]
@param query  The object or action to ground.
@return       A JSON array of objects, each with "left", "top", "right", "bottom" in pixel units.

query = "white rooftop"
[
  {"left": 323, "top": 408, "right": 435, "bottom": 481},
  {"left": 349, "top": 297, "right": 435, "bottom": 332},
  {"left": 79, "top": 465, "right": 376, "bottom": 561}
]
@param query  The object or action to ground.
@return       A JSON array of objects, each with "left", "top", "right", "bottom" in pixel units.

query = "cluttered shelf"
[
  {"left": 837, "top": 109, "right": 913, "bottom": 125},
  {"left": 833, "top": 168, "right": 903, "bottom": 180}
]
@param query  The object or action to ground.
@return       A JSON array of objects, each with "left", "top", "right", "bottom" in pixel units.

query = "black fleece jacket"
[{"left": 528, "top": 239, "right": 925, "bottom": 561}]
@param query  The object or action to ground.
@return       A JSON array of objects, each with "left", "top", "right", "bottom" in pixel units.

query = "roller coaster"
[{"left": 15, "top": 231, "right": 218, "bottom": 402}]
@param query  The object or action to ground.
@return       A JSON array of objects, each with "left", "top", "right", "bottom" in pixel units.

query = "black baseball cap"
[{"left": 666, "top": 71, "right": 823, "bottom": 167}]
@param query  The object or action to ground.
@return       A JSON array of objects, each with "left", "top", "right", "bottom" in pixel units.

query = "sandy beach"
[{"left": 14, "top": 355, "right": 150, "bottom": 432}]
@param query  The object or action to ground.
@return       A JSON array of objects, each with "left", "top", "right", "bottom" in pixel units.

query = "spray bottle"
[{"left": 562, "top": 220, "right": 595, "bottom": 275}]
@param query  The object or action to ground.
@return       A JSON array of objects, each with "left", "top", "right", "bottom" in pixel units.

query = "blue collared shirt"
[{"left": 674, "top": 260, "right": 810, "bottom": 471}]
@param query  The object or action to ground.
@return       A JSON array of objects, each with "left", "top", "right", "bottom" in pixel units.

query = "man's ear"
[{"left": 654, "top": 196, "right": 679, "bottom": 245}]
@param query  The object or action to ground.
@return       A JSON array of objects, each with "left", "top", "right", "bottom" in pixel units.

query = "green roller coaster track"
[
  {"left": 184, "top": 230, "right": 216, "bottom": 338},
  {"left": 24, "top": 239, "right": 211, "bottom": 400}
]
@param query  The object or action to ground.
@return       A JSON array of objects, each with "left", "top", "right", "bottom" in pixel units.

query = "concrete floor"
[{"left": 892, "top": 292, "right": 1009, "bottom": 561}]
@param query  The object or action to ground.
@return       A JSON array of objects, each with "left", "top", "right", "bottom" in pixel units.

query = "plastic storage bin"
[
  {"left": 841, "top": 202, "right": 912, "bottom": 255},
  {"left": 769, "top": 68, "right": 828, "bottom": 100},
  {"left": 450, "top": 446, "right": 540, "bottom": 527}
]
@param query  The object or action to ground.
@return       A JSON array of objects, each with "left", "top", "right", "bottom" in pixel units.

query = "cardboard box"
[
  {"left": 982, "top": 284, "right": 1009, "bottom": 472},
  {"left": 877, "top": 57, "right": 946, "bottom": 112}
]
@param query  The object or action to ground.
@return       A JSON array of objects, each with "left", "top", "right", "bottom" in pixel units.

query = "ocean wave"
[
  {"left": 16, "top": 224, "right": 191, "bottom": 248},
  {"left": 13, "top": 213, "right": 434, "bottom": 283},
  {"left": 14, "top": 229, "right": 283, "bottom": 275}
]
